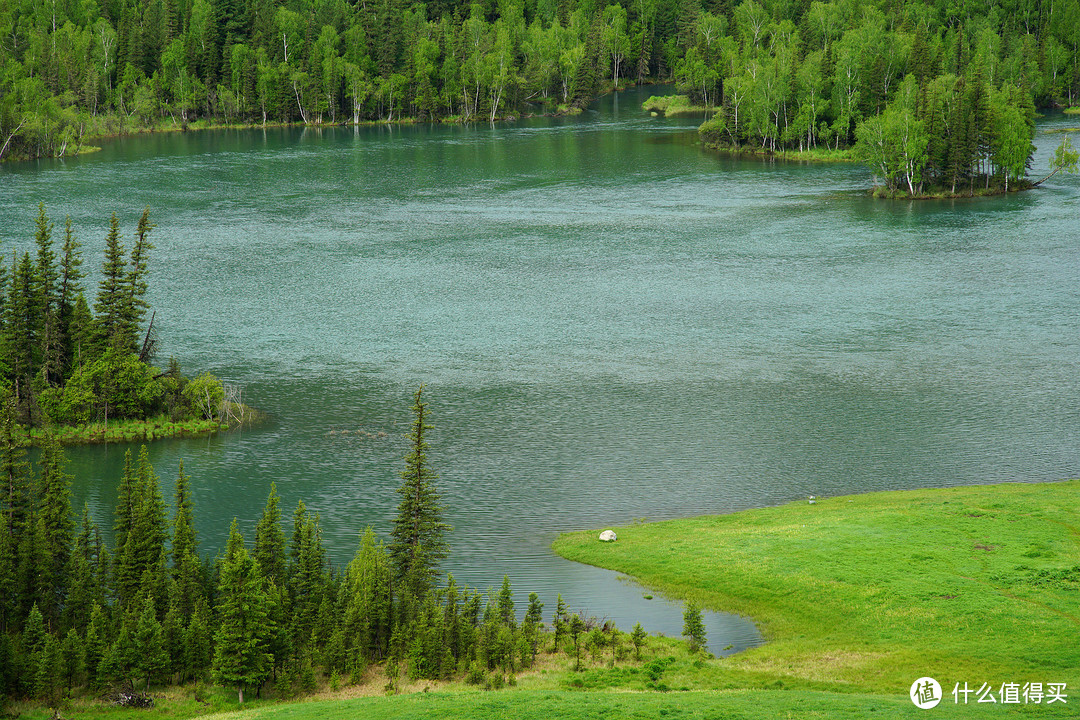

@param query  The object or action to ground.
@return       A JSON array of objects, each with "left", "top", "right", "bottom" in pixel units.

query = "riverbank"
[
  {"left": 553, "top": 480, "right": 1080, "bottom": 698},
  {"left": 12, "top": 480, "right": 1076, "bottom": 720},
  {"left": 22, "top": 404, "right": 265, "bottom": 446}
]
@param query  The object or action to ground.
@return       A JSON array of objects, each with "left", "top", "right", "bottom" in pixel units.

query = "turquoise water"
[{"left": 2, "top": 88, "right": 1078, "bottom": 651}]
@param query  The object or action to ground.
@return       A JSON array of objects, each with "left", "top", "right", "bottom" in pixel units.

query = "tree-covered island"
[{"left": 2, "top": 205, "right": 253, "bottom": 445}]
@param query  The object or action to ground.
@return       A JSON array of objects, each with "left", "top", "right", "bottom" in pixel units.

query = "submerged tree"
[{"left": 389, "top": 384, "right": 450, "bottom": 601}]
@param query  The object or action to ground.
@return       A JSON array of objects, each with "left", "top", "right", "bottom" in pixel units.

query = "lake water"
[{"left": 1, "top": 88, "right": 1078, "bottom": 653}]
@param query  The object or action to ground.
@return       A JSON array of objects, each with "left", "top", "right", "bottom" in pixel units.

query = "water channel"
[{"left": 1, "top": 87, "right": 1078, "bottom": 653}]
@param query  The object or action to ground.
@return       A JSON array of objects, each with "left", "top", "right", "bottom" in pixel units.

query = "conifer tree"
[
  {"left": 342, "top": 527, "right": 392, "bottom": 663},
  {"left": 568, "top": 613, "right": 585, "bottom": 670},
  {"left": 84, "top": 602, "right": 108, "bottom": 688},
  {"left": 171, "top": 459, "right": 202, "bottom": 615},
  {"left": 254, "top": 483, "right": 286, "bottom": 586},
  {"left": 34, "top": 433, "right": 73, "bottom": 627},
  {"left": 5, "top": 252, "right": 42, "bottom": 411},
  {"left": 33, "top": 204, "right": 62, "bottom": 388},
  {"left": 57, "top": 216, "right": 85, "bottom": 373},
  {"left": 630, "top": 622, "right": 647, "bottom": 660},
  {"left": 682, "top": 600, "right": 706, "bottom": 653},
  {"left": 115, "top": 447, "right": 168, "bottom": 609},
  {"left": 93, "top": 213, "right": 135, "bottom": 354},
  {"left": 552, "top": 593, "right": 568, "bottom": 653},
  {"left": 389, "top": 385, "right": 450, "bottom": 600},
  {"left": 126, "top": 208, "right": 155, "bottom": 346},
  {"left": 63, "top": 506, "right": 99, "bottom": 631},
  {"left": 133, "top": 593, "right": 168, "bottom": 689},
  {"left": 212, "top": 519, "right": 274, "bottom": 704}
]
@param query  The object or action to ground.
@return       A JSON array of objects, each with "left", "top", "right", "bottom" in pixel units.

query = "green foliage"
[
  {"left": 681, "top": 601, "right": 706, "bottom": 653},
  {"left": 212, "top": 520, "right": 274, "bottom": 704},
  {"left": 389, "top": 385, "right": 450, "bottom": 601}
]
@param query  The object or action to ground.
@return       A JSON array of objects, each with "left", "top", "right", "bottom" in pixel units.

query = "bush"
[
  {"left": 182, "top": 373, "right": 224, "bottom": 420},
  {"left": 698, "top": 113, "right": 727, "bottom": 145}
]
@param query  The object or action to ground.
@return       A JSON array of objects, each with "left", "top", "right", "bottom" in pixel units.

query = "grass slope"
[{"left": 554, "top": 481, "right": 1080, "bottom": 698}]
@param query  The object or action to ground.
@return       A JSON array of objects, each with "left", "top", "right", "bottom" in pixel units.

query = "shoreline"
[{"left": 552, "top": 479, "right": 1080, "bottom": 695}]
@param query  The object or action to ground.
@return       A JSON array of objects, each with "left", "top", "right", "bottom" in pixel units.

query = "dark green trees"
[
  {"left": 389, "top": 385, "right": 450, "bottom": 601},
  {"left": 212, "top": 520, "right": 274, "bottom": 704}
]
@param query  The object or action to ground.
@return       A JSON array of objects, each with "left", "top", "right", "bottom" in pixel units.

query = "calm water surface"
[{"left": 2, "top": 88, "right": 1078, "bottom": 652}]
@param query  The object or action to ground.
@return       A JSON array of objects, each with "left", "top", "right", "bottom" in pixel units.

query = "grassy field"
[
  {"left": 554, "top": 481, "right": 1080, "bottom": 698},
  {"left": 14, "top": 481, "right": 1078, "bottom": 719}
]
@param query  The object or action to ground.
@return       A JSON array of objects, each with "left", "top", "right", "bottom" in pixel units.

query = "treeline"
[
  {"left": 2, "top": 205, "right": 229, "bottom": 431},
  {"left": 675, "top": 0, "right": 1078, "bottom": 194},
  {"left": 1, "top": 0, "right": 1079, "bottom": 161},
  {"left": 0, "top": 386, "right": 649, "bottom": 708}
]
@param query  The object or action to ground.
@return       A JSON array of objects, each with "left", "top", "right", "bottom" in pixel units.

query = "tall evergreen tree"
[
  {"left": 389, "top": 385, "right": 450, "bottom": 600},
  {"left": 93, "top": 213, "right": 135, "bottom": 354},
  {"left": 57, "top": 215, "right": 85, "bottom": 373},
  {"left": 253, "top": 483, "right": 286, "bottom": 586},
  {"left": 212, "top": 519, "right": 274, "bottom": 704},
  {"left": 171, "top": 459, "right": 202, "bottom": 615},
  {"left": 341, "top": 527, "right": 393, "bottom": 664},
  {"left": 126, "top": 207, "right": 154, "bottom": 356},
  {"left": 34, "top": 433, "right": 74, "bottom": 628}
]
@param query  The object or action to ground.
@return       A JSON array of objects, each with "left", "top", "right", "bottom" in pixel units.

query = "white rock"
[{"left": 599, "top": 530, "right": 617, "bottom": 542}]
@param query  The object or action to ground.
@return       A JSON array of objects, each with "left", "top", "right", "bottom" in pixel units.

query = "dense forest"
[
  {"left": 1, "top": 0, "right": 1078, "bottom": 183},
  {"left": 1, "top": 205, "right": 233, "bottom": 436},
  {"left": 0, "top": 386, "right": 647, "bottom": 708}
]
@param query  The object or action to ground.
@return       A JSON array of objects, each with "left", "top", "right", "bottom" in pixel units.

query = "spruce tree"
[
  {"left": 115, "top": 447, "right": 168, "bottom": 609},
  {"left": 342, "top": 527, "right": 393, "bottom": 663},
  {"left": 126, "top": 208, "right": 154, "bottom": 355},
  {"left": 133, "top": 593, "right": 168, "bottom": 689},
  {"left": 682, "top": 600, "right": 706, "bottom": 653},
  {"left": 171, "top": 459, "right": 202, "bottom": 615},
  {"left": 5, "top": 252, "right": 42, "bottom": 411},
  {"left": 630, "top": 622, "right": 647, "bottom": 660},
  {"left": 34, "top": 433, "right": 74, "bottom": 627},
  {"left": 389, "top": 385, "right": 450, "bottom": 600},
  {"left": 93, "top": 213, "right": 135, "bottom": 354},
  {"left": 212, "top": 519, "right": 274, "bottom": 704},
  {"left": 253, "top": 483, "right": 286, "bottom": 586},
  {"left": 57, "top": 216, "right": 85, "bottom": 373}
]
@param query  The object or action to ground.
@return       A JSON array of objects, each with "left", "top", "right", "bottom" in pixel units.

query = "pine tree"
[
  {"left": 57, "top": 216, "right": 85, "bottom": 374},
  {"left": 93, "top": 213, "right": 135, "bottom": 354},
  {"left": 254, "top": 483, "right": 286, "bottom": 586},
  {"left": 389, "top": 385, "right": 450, "bottom": 600},
  {"left": 34, "top": 433, "right": 74, "bottom": 628},
  {"left": 682, "top": 600, "right": 706, "bottom": 653},
  {"left": 342, "top": 527, "right": 392, "bottom": 663},
  {"left": 496, "top": 575, "right": 515, "bottom": 628},
  {"left": 33, "top": 203, "right": 62, "bottom": 388},
  {"left": 84, "top": 602, "right": 108, "bottom": 688},
  {"left": 212, "top": 519, "right": 274, "bottom": 704},
  {"left": 5, "top": 252, "right": 42, "bottom": 411},
  {"left": 114, "top": 447, "right": 168, "bottom": 609},
  {"left": 568, "top": 613, "right": 585, "bottom": 670},
  {"left": 171, "top": 459, "right": 202, "bottom": 615},
  {"left": 552, "top": 593, "right": 568, "bottom": 653},
  {"left": 63, "top": 506, "right": 99, "bottom": 632},
  {"left": 133, "top": 593, "right": 168, "bottom": 689},
  {"left": 126, "top": 208, "right": 154, "bottom": 353},
  {"left": 630, "top": 622, "right": 647, "bottom": 659}
]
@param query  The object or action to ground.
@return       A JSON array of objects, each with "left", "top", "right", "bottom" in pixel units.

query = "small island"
[{"left": 2, "top": 205, "right": 257, "bottom": 445}]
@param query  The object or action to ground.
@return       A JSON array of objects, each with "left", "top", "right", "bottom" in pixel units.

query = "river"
[{"left": 1, "top": 87, "right": 1078, "bottom": 653}]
